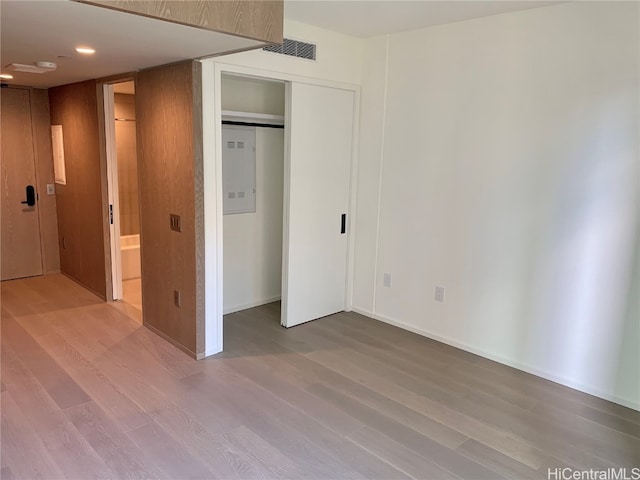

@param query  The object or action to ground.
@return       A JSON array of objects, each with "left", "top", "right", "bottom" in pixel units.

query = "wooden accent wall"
[
  {"left": 78, "top": 0, "right": 283, "bottom": 43},
  {"left": 136, "top": 61, "right": 204, "bottom": 357},
  {"left": 31, "top": 89, "right": 61, "bottom": 274},
  {"left": 49, "top": 80, "right": 107, "bottom": 298}
]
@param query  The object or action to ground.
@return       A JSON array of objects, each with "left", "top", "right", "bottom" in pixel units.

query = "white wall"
[
  {"left": 213, "top": 19, "right": 364, "bottom": 85},
  {"left": 221, "top": 75, "right": 285, "bottom": 115},
  {"left": 223, "top": 127, "right": 284, "bottom": 314},
  {"left": 354, "top": 1, "right": 640, "bottom": 409}
]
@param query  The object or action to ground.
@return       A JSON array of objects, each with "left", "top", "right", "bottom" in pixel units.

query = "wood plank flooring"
[{"left": 1, "top": 274, "right": 638, "bottom": 479}]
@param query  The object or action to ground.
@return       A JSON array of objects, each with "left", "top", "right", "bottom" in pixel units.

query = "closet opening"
[{"left": 221, "top": 73, "right": 285, "bottom": 326}]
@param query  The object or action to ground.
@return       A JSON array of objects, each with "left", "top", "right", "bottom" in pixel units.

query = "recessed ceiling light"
[
  {"left": 76, "top": 47, "right": 96, "bottom": 55},
  {"left": 0, "top": 73, "right": 14, "bottom": 79}
]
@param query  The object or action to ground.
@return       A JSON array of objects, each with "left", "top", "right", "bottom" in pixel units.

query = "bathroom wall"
[{"left": 114, "top": 93, "right": 139, "bottom": 236}]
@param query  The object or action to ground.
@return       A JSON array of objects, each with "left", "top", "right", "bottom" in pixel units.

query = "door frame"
[
  {"left": 201, "top": 61, "right": 361, "bottom": 356},
  {"left": 97, "top": 75, "right": 138, "bottom": 303},
  {"left": 103, "top": 83, "right": 124, "bottom": 300}
]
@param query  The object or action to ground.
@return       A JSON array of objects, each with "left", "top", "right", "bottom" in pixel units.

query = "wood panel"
[
  {"left": 136, "top": 61, "right": 204, "bottom": 357},
  {"left": 30, "top": 89, "right": 61, "bottom": 274},
  {"left": 0, "top": 88, "right": 43, "bottom": 280},
  {"left": 77, "top": 0, "right": 283, "bottom": 44},
  {"left": 2, "top": 274, "right": 638, "bottom": 479},
  {"left": 49, "top": 80, "right": 107, "bottom": 298}
]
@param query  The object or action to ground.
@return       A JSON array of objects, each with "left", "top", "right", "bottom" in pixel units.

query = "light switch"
[{"left": 46, "top": 184, "right": 55, "bottom": 195}]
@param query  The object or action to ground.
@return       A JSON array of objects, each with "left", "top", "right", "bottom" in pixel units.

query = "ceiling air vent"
[
  {"left": 6, "top": 62, "right": 57, "bottom": 74},
  {"left": 263, "top": 38, "right": 316, "bottom": 61}
]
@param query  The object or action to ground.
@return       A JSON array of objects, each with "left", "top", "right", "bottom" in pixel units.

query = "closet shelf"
[{"left": 221, "top": 110, "right": 284, "bottom": 126}]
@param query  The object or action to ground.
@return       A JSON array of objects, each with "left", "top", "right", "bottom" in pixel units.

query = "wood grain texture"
[
  {"left": 30, "top": 88, "right": 61, "bottom": 274},
  {"left": 49, "top": 80, "right": 107, "bottom": 298},
  {"left": 2, "top": 275, "right": 638, "bottom": 479},
  {"left": 0, "top": 87, "right": 44, "bottom": 280},
  {"left": 136, "top": 61, "right": 204, "bottom": 356},
  {"left": 77, "top": 0, "right": 283, "bottom": 43}
]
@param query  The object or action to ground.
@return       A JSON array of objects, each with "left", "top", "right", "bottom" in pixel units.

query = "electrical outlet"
[
  {"left": 383, "top": 273, "right": 392, "bottom": 288},
  {"left": 435, "top": 286, "right": 445, "bottom": 302},
  {"left": 174, "top": 290, "right": 182, "bottom": 308}
]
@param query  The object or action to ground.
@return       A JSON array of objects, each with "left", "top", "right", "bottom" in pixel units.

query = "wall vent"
[{"left": 263, "top": 38, "right": 316, "bottom": 61}]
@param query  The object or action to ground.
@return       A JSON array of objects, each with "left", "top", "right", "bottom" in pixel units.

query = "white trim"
[
  {"left": 368, "top": 311, "right": 640, "bottom": 412},
  {"left": 202, "top": 60, "right": 223, "bottom": 357},
  {"left": 345, "top": 85, "right": 361, "bottom": 313},
  {"left": 103, "top": 84, "right": 123, "bottom": 301},
  {"left": 371, "top": 35, "right": 391, "bottom": 316},
  {"left": 223, "top": 296, "right": 281, "bottom": 315},
  {"left": 214, "top": 62, "right": 360, "bottom": 93},
  {"left": 351, "top": 306, "right": 374, "bottom": 318},
  {"left": 281, "top": 81, "right": 292, "bottom": 327},
  {"left": 221, "top": 110, "right": 284, "bottom": 126}
]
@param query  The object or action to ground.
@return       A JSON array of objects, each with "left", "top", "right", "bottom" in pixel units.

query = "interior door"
[
  {"left": 1, "top": 88, "right": 43, "bottom": 281},
  {"left": 282, "top": 82, "right": 354, "bottom": 328}
]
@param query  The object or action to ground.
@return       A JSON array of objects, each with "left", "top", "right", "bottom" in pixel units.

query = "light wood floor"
[
  {"left": 122, "top": 278, "right": 142, "bottom": 313},
  {"left": 1, "top": 275, "right": 638, "bottom": 479}
]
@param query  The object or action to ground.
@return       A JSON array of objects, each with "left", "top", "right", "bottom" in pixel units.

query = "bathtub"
[{"left": 120, "top": 234, "right": 141, "bottom": 280}]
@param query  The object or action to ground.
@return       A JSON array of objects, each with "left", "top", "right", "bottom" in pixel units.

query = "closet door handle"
[
  {"left": 341, "top": 213, "right": 346, "bottom": 234},
  {"left": 21, "top": 185, "right": 36, "bottom": 207}
]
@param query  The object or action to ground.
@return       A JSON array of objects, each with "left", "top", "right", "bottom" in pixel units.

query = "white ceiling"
[
  {"left": 0, "top": 1, "right": 264, "bottom": 88},
  {"left": 285, "top": 0, "right": 562, "bottom": 38},
  {"left": 1, "top": 1, "right": 564, "bottom": 89}
]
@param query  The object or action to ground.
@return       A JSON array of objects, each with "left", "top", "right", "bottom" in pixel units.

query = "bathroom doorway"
[{"left": 105, "top": 80, "right": 143, "bottom": 317}]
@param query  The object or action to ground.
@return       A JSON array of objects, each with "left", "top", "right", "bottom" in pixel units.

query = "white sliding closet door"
[{"left": 282, "top": 82, "right": 354, "bottom": 328}]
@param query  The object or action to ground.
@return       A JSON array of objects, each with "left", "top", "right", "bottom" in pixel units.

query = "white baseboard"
[
  {"left": 351, "top": 306, "right": 374, "bottom": 318},
  {"left": 350, "top": 307, "right": 639, "bottom": 412},
  {"left": 224, "top": 296, "right": 281, "bottom": 315}
]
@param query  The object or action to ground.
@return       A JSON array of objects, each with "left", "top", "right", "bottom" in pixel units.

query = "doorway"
[
  {"left": 1, "top": 87, "right": 44, "bottom": 281},
  {"left": 104, "top": 80, "right": 143, "bottom": 316},
  {"left": 221, "top": 74, "right": 285, "bottom": 319}
]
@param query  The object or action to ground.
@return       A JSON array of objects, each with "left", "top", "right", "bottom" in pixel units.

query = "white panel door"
[{"left": 282, "top": 82, "right": 354, "bottom": 328}]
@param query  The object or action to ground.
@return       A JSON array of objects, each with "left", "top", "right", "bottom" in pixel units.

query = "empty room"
[{"left": 1, "top": 1, "right": 638, "bottom": 479}]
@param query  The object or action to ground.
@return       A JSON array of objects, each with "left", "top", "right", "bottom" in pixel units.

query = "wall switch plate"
[
  {"left": 435, "top": 286, "right": 445, "bottom": 302},
  {"left": 46, "top": 184, "right": 55, "bottom": 195},
  {"left": 174, "top": 290, "right": 182, "bottom": 308},
  {"left": 170, "top": 214, "right": 182, "bottom": 232},
  {"left": 383, "top": 273, "right": 392, "bottom": 288}
]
